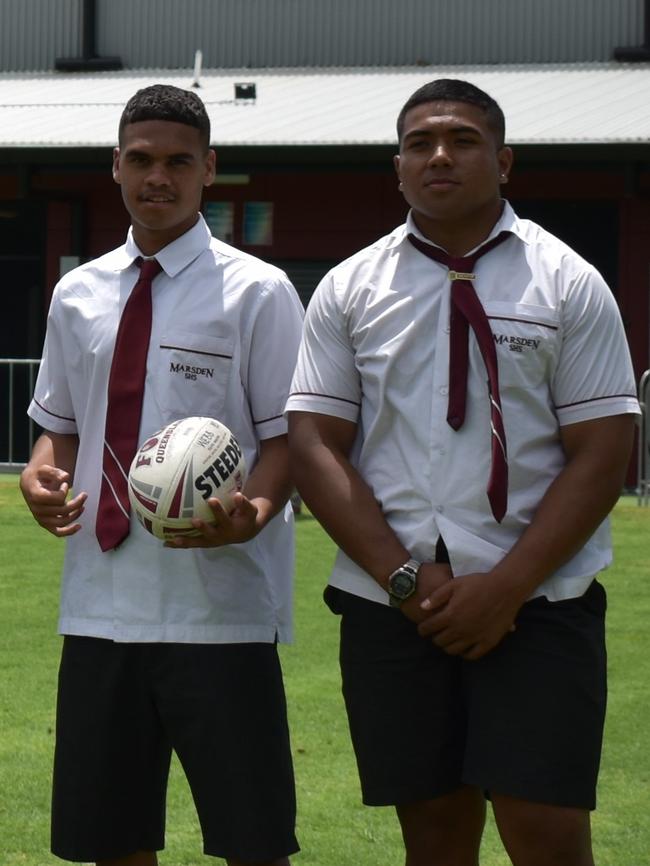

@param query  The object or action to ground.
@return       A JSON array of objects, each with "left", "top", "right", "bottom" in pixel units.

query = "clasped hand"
[{"left": 402, "top": 565, "right": 520, "bottom": 661}]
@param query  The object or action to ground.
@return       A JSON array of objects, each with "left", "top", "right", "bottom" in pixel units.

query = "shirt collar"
[
  {"left": 118, "top": 213, "right": 212, "bottom": 276},
  {"left": 404, "top": 200, "right": 530, "bottom": 256}
]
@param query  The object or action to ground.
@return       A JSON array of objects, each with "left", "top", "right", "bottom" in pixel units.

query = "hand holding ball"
[{"left": 128, "top": 416, "right": 247, "bottom": 540}]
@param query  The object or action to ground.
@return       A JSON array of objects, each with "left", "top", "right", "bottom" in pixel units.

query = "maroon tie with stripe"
[
  {"left": 96, "top": 257, "right": 162, "bottom": 551},
  {"left": 408, "top": 231, "right": 511, "bottom": 522}
]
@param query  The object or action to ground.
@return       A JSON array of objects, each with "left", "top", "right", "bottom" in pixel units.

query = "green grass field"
[{"left": 1, "top": 474, "right": 649, "bottom": 865}]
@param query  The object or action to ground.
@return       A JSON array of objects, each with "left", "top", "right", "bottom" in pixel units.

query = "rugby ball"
[{"left": 127, "top": 416, "right": 247, "bottom": 540}]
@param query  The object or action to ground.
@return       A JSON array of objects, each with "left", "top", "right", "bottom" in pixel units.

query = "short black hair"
[
  {"left": 396, "top": 79, "right": 506, "bottom": 148},
  {"left": 118, "top": 84, "right": 211, "bottom": 150}
]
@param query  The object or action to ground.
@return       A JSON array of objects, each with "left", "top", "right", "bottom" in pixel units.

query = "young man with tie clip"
[
  {"left": 20, "top": 85, "right": 303, "bottom": 866},
  {"left": 286, "top": 79, "right": 639, "bottom": 866}
]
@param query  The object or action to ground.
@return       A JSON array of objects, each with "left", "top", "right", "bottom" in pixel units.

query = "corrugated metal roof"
[{"left": 1, "top": 63, "right": 649, "bottom": 148}]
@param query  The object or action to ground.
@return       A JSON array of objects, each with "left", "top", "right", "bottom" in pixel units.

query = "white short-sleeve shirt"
[
  {"left": 286, "top": 203, "right": 640, "bottom": 603},
  {"left": 30, "top": 215, "right": 305, "bottom": 643}
]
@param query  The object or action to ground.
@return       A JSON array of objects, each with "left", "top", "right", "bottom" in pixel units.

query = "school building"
[{"left": 1, "top": 0, "right": 649, "bottom": 466}]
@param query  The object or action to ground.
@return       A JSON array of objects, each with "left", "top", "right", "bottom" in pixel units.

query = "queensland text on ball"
[{"left": 127, "top": 416, "right": 247, "bottom": 540}]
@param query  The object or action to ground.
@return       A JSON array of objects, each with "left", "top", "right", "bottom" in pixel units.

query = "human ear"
[
  {"left": 112, "top": 147, "right": 121, "bottom": 183},
  {"left": 203, "top": 148, "right": 217, "bottom": 187},
  {"left": 393, "top": 153, "right": 403, "bottom": 189},
  {"left": 497, "top": 146, "right": 514, "bottom": 184}
]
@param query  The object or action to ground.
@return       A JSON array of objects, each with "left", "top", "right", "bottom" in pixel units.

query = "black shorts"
[
  {"left": 52, "top": 636, "right": 299, "bottom": 863},
  {"left": 325, "top": 579, "right": 607, "bottom": 811}
]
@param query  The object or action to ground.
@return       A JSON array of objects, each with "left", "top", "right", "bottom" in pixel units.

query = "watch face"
[{"left": 390, "top": 569, "right": 416, "bottom": 600}]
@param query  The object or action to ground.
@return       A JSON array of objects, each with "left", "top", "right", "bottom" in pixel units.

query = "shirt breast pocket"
[
  {"left": 154, "top": 330, "right": 234, "bottom": 423},
  {"left": 482, "top": 302, "right": 560, "bottom": 391}
]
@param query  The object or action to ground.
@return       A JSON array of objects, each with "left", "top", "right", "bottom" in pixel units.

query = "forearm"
[
  {"left": 243, "top": 434, "right": 294, "bottom": 531},
  {"left": 20, "top": 431, "right": 85, "bottom": 536},
  {"left": 490, "top": 414, "right": 636, "bottom": 602},
  {"left": 416, "top": 415, "right": 636, "bottom": 659},
  {"left": 23, "top": 432, "right": 79, "bottom": 480},
  {"left": 289, "top": 417, "right": 410, "bottom": 589}
]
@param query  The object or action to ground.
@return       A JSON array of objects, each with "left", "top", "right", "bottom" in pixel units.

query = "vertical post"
[
  {"left": 0, "top": 359, "right": 41, "bottom": 471},
  {"left": 637, "top": 370, "right": 650, "bottom": 505},
  {"left": 8, "top": 362, "right": 15, "bottom": 465},
  {"left": 28, "top": 361, "right": 37, "bottom": 457},
  {"left": 81, "top": 0, "right": 97, "bottom": 60}
]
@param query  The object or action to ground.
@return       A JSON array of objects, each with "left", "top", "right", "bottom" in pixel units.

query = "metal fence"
[
  {"left": 0, "top": 358, "right": 40, "bottom": 472},
  {"left": 3, "top": 359, "right": 650, "bottom": 491},
  {"left": 638, "top": 369, "right": 650, "bottom": 506}
]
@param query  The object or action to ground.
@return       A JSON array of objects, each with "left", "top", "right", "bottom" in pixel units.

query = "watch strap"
[{"left": 387, "top": 558, "right": 421, "bottom": 606}]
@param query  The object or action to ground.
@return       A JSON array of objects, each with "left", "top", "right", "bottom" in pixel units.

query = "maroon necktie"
[
  {"left": 96, "top": 257, "right": 162, "bottom": 551},
  {"left": 408, "top": 231, "right": 511, "bottom": 522}
]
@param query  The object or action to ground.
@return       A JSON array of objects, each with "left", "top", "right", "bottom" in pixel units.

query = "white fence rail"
[
  {"left": 638, "top": 369, "right": 650, "bottom": 506},
  {"left": 0, "top": 358, "right": 41, "bottom": 472},
  {"left": 2, "top": 360, "right": 650, "bottom": 492}
]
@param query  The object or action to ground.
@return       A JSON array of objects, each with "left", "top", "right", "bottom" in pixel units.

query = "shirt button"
[
  {"left": 444, "top": 326, "right": 450, "bottom": 334},
  {"left": 440, "top": 386, "right": 448, "bottom": 395},
  {"left": 436, "top": 505, "right": 444, "bottom": 513}
]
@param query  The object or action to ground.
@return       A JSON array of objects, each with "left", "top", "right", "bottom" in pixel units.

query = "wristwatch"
[{"left": 387, "top": 558, "right": 421, "bottom": 607}]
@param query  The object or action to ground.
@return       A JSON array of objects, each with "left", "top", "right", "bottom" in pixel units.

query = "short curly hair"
[{"left": 119, "top": 84, "right": 211, "bottom": 150}]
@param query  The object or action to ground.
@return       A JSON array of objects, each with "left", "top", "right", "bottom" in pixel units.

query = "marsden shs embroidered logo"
[
  {"left": 169, "top": 362, "right": 215, "bottom": 381},
  {"left": 493, "top": 333, "right": 540, "bottom": 354}
]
